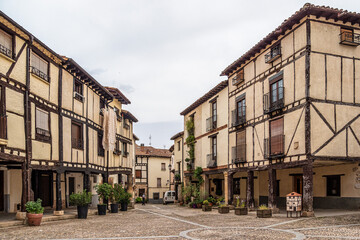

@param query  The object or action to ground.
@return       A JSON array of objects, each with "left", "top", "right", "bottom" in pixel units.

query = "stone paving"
[{"left": 1, "top": 204, "right": 360, "bottom": 239}]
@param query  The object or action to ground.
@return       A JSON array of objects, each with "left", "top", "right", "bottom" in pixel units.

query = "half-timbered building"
[{"left": 0, "top": 11, "right": 136, "bottom": 214}]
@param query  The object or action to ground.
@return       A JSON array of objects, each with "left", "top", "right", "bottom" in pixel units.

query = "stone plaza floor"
[{"left": 1, "top": 204, "right": 360, "bottom": 239}]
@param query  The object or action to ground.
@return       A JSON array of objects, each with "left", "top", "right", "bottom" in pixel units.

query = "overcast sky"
[{"left": 1, "top": 0, "right": 358, "bottom": 149}]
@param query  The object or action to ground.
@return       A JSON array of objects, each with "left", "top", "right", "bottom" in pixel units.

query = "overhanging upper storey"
[
  {"left": 105, "top": 87, "right": 131, "bottom": 105},
  {"left": 62, "top": 58, "right": 113, "bottom": 102},
  {"left": 221, "top": 3, "right": 360, "bottom": 77}
]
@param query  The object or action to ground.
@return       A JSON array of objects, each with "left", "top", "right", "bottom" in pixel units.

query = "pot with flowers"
[
  {"left": 25, "top": 199, "right": 44, "bottom": 226},
  {"left": 257, "top": 204, "right": 272, "bottom": 218},
  {"left": 234, "top": 197, "right": 248, "bottom": 215},
  {"left": 202, "top": 200, "right": 212, "bottom": 211},
  {"left": 218, "top": 201, "right": 230, "bottom": 214},
  {"left": 95, "top": 183, "right": 112, "bottom": 215}
]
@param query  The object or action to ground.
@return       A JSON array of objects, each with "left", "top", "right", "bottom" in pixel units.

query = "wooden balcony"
[
  {"left": 264, "top": 135, "right": 285, "bottom": 159},
  {"left": 206, "top": 115, "right": 217, "bottom": 132},
  {"left": 231, "top": 145, "right": 246, "bottom": 164}
]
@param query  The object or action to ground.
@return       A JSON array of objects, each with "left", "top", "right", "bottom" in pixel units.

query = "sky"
[{"left": 1, "top": 0, "right": 359, "bottom": 149}]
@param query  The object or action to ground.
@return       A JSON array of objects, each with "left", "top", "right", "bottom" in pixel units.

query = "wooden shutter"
[
  {"left": 270, "top": 118, "right": 284, "bottom": 155},
  {"left": 236, "top": 130, "right": 246, "bottom": 161},
  {"left": 157, "top": 178, "right": 161, "bottom": 187},
  {"left": 135, "top": 170, "right": 141, "bottom": 179}
]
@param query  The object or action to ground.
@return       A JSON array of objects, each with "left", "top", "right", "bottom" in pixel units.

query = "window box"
[
  {"left": 73, "top": 92, "right": 84, "bottom": 102},
  {"left": 265, "top": 44, "right": 281, "bottom": 63}
]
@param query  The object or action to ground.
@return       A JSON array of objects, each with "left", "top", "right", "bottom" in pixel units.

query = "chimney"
[{"left": 140, "top": 143, "right": 145, "bottom": 151}]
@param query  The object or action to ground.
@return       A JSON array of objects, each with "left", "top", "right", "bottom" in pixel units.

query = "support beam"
[
  {"left": 302, "top": 163, "right": 314, "bottom": 217},
  {"left": 55, "top": 171, "right": 62, "bottom": 211},
  {"left": 228, "top": 172, "right": 234, "bottom": 205},
  {"left": 223, "top": 172, "right": 229, "bottom": 204},
  {"left": 246, "top": 170, "right": 255, "bottom": 210},
  {"left": 268, "top": 168, "right": 279, "bottom": 213},
  {"left": 83, "top": 172, "right": 90, "bottom": 193}
]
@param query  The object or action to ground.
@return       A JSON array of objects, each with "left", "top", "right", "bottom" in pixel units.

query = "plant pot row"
[
  {"left": 97, "top": 202, "right": 128, "bottom": 215},
  {"left": 200, "top": 205, "right": 271, "bottom": 218}
]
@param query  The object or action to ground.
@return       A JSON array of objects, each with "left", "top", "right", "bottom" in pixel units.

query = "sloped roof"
[
  {"left": 136, "top": 145, "right": 172, "bottom": 158},
  {"left": 180, "top": 80, "right": 228, "bottom": 116},
  {"left": 221, "top": 3, "right": 360, "bottom": 76},
  {"left": 105, "top": 87, "right": 131, "bottom": 105},
  {"left": 122, "top": 110, "right": 138, "bottom": 122},
  {"left": 170, "top": 131, "right": 184, "bottom": 140}
]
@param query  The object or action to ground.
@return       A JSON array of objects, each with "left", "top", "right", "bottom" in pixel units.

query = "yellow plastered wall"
[
  {"left": 8, "top": 37, "right": 26, "bottom": 84},
  {"left": 9, "top": 169, "right": 22, "bottom": 212}
]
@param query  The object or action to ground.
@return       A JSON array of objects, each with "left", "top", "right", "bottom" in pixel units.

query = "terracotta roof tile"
[{"left": 135, "top": 145, "right": 172, "bottom": 158}]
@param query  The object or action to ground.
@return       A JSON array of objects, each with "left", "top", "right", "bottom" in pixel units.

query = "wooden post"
[
  {"left": 246, "top": 170, "right": 255, "bottom": 209},
  {"left": 302, "top": 163, "right": 314, "bottom": 217},
  {"left": 55, "top": 171, "right": 62, "bottom": 211},
  {"left": 268, "top": 168, "right": 278, "bottom": 212},
  {"left": 83, "top": 172, "right": 90, "bottom": 193},
  {"left": 228, "top": 172, "right": 234, "bottom": 205},
  {"left": 102, "top": 173, "right": 108, "bottom": 206}
]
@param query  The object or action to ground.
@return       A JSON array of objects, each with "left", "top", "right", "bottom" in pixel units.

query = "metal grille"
[
  {"left": 206, "top": 153, "right": 217, "bottom": 168},
  {"left": 231, "top": 145, "right": 246, "bottom": 163},
  {"left": 0, "top": 44, "right": 12, "bottom": 58},
  {"left": 265, "top": 44, "right": 281, "bottom": 63},
  {"left": 263, "top": 87, "right": 284, "bottom": 114},
  {"left": 30, "top": 66, "right": 49, "bottom": 82},
  {"left": 206, "top": 115, "right": 217, "bottom": 132},
  {"left": 231, "top": 107, "right": 246, "bottom": 127}
]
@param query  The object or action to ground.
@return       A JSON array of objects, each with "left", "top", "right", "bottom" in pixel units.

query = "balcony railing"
[
  {"left": 232, "top": 71, "right": 244, "bottom": 86},
  {"left": 206, "top": 153, "right": 217, "bottom": 168},
  {"left": 186, "top": 161, "right": 194, "bottom": 171},
  {"left": 30, "top": 66, "right": 49, "bottom": 82},
  {"left": 0, "top": 44, "right": 12, "bottom": 59},
  {"left": 72, "top": 138, "right": 83, "bottom": 149},
  {"left": 264, "top": 135, "right": 285, "bottom": 159},
  {"left": 231, "top": 145, "right": 246, "bottom": 164},
  {"left": 206, "top": 115, "right": 217, "bottom": 132},
  {"left": 0, "top": 115, "right": 7, "bottom": 140},
  {"left": 263, "top": 87, "right": 284, "bottom": 114},
  {"left": 231, "top": 107, "right": 246, "bottom": 127},
  {"left": 340, "top": 31, "right": 360, "bottom": 46},
  {"left": 265, "top": 45, "right": 281, "bottom": 63}
]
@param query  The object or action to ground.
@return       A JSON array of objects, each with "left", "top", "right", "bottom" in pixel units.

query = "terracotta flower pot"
[{"left": 27, "top": 213, "right": 43, "bottom": 226}]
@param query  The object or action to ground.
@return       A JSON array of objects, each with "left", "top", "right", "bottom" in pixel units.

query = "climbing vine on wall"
[{"left": 185, "top": 116, "right": 195, "bottom": 170}]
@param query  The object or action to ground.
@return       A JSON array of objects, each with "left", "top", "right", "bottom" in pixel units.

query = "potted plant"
[
  {"left": 195, "top": 199, "right": 202, "bottom": 208},
  {"left": 95, "top": 183, "right": 112, "bottom": 215},
  {"left": 257, "top": 204, "right": 272, "bottom": 218},
  {"left": 69, "top": 190, "right": 92, "bottom": 219},
  {"left": 135, "top": 197, "right": 142, "bottom": 203},
  {"left": 207, "top": 196, "right": 216, "bottom": 207},
  {"left": 218, "top": 202, "right": 230, "bottom": 214},
  {"left": 110, "top": 184, "right": 123, "bottom": 213},
  {"left": 234, "top": 198, "right": 248, "bottom": 215},
  {"left": 25, "top": 199, "right": 44, "bottom": 226},
  {"left": 202, "top": 200, "right": 212, "bottom": 211},
  {"left": 119, "top": 190, "right": 132, "bottom": 211}
]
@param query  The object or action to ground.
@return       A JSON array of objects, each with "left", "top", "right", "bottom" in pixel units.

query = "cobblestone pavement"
[{"left": 1, "top": 204, "right": 360, "bottom": 239}]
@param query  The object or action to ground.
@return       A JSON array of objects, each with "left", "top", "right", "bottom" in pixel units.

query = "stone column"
[
  {"left": 268, "top": 168, "right": 279, "bottom": 213},
  {"left": 223, "top": 172, "right": 229, "bottom": 204},
  {"left": 302, "top": 163, "right": 314, "bottom": 217},
  {"left": 246, "top": 170, "right": 255, "bottom": 209}
]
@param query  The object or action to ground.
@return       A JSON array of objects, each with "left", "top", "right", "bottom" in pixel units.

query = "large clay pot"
[
  {"left": 77, "top": 205, "right": 88, "bottom": 219},
  {"left": 97, "top": 204, "right": 107, "bottom": 215},
  {"left": 27, "top": 213, "right": 43, "bottom": 226},
  {"left": 110, "top": 203, "right": 119, "bottom": 213}
]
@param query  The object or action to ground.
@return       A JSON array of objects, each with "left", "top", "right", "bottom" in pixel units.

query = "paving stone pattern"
[{"left": 1, "top": 204, "right": 360, "bottom": 239}]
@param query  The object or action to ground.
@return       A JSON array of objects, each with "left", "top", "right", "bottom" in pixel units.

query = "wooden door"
[
  {"left": 0, "top": 171, "right": 4, "bottom": 211},
  {"left": 293, "top": 175, "right": 303, "bottom": 195},
  {"left": 39, "top": 173, "right": 51, "bottom": 206},
  {"left": 270, "top": 118, "right": 284, "bottom": 155}
]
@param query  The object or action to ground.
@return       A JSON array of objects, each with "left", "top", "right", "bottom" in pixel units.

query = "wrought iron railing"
[
  {"left": 0, "top": 44, "right": 12, "bottom": 59},
  {"left": 0, "top": 115, "right": 7, "bottom": 140},
  {"left": 265, "top": 44, "right": 281, "bottom": 63},
  {"left": 340, "top": 32, "right": 360, "bottom": 46},
  {"left": 232, "top": 71, "right": 245, "bottom": 86},
  {"left": 206, "top": 115, "right": 217, "bottom": 132},
  {"left": 263, "top": 87, "right": 284, "bottom": 114},
  {"left": 30, "top": 66, "right": 49, "bottom": 82},
  {"left": 74, "top": 92, "right": 84, "bottom": 102},
  {"left": 231, "top": 107, "right": 246, "bottom": 127},
  {"left": 231, "top": 145, "right": 246, "bottom": 164},
  {"left": 264, "top": 135, "right": 285, "bottom": 159},
  {"left": 72, "top": 138, "right": 83, "bottom": 149},
  {"left": 206, "top": 153, "right": 217, "bottom": 168}
]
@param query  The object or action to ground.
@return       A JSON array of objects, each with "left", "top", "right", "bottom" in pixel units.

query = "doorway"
[
  {"left": 0, "top": 171, "right": 4, "bottom": 211},
  {"left": 139, "top": 188, "right": 145, "bottom": 198},
  {"left": 293, "top": 175, "right": 303, "bottom": 195},
  {"left": 32, "top": 171, "right": 53, "bottom": 207},
  {"left": 69, "top": 177, "right": 75, "bottom": 206}
]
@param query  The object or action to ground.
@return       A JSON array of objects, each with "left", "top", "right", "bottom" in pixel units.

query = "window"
[
  {"left": 233, "top": 130, "right": 246, "bottom": 163},
  {"left": 35, "top": 107, "right": 50, "bottom": 142},
  {"left": 0, "top": 29, "right": 13, "bottom": 58},
  {"left": 211, "top": 101, "right": 217, "bottom": 128},
  {"left": 232, "top": 69, "right": 244, "bottom": 86},
  {"left": 264, "top": 72, "right": 284, "bottom": 114},
  {"left": 327, "top": 175, "right": 341, "bottom": 197},
  {"left": 340, "top": 28, "right": 360, "bottom": 46},
  {"left": 114, "top": 107, "right": 121, "bottom": 121},
  {"left": 30, "top": 52, "right": 49, "bottom": 82},
  {"left": 71, "top": 121, "right": 83, "bottom": 149},
  {"left": 157, "top": 178, "right": 161, "bottom": 188},
  {"left": 270, "top": 79, "right": 284, "bottom": 107},
  {"left": 177, "top": 141, "right": 181, "bottom": 151},
  {"left": 74, "top": 79, "right": 83, "bottom": 102},
  {"left": 114, "top": 139, "right": 121, "bottom": 155},
  {"left": 153, "top": 192, "right": 159, "bottom": 200},
  {"left": 0, "top": 86, "right": 6, "bottom": 139},
  {"left": 211, "top": 136, "right": 217, "bottom": 158},
  {"left": 161, "top": 163, "right": 166, "bottom": 171},
  {"left": 207, "top": 136, "right": 217, "bottom": 168},
  {"left": 236, "top": 98, "right": 246, "bottom": 124},
  {"left": 233, "top": 178, "right": 240, "bottom": 195},
  {"left": 265, "top": 44, "right": 281, "bottom": 63},
  {"left": 269, "top": 118, "right": 284, "bottom": 156},
  {"left": 135, "top": 170, "right": 142, "bottom": 179},
  {"left": 98, "top": 132, "right": 104, "bottom": 156},
  {"left": 122, "top": 142, "right": 128, "bottom": 157}
]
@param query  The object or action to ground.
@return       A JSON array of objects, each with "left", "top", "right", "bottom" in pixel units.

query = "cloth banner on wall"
[{"left": 102, "top": 107, "right": 117, "bottom": 152}]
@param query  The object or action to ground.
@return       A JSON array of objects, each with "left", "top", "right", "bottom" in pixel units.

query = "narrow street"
[{"left": 2, "top": 204, "right": 360, "bottom": 239}]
